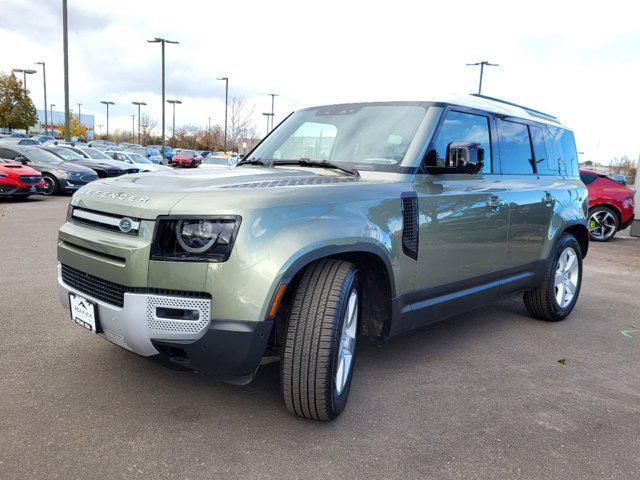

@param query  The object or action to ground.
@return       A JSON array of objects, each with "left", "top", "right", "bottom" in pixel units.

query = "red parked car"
[
  {"left": 171, "top": 150, "right": 202, "bottom": 168},
  {"left": 580, "top": 168, "right": 635, "bottom": 241},
  {"left": 0, "top": 159, "right": 45, "bottom": 198}
]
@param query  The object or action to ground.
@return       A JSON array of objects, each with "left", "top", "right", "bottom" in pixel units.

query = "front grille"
[
  {"left": 18, "top": 175, "right": 42, "bottom": 185},
  {"left": 61, "top": 264, "right": 211, "bottom": 308},
  {"left": 105, "top": 170, "right": 124, "bottom": 177},
  {"left": 80, "top": 173, "right": 98, "bottom": 183},
  {"left": 71, "top": 207, "right": 141, "bottom": 235},
  {"left": 127, "top": 168, "right": 139, "bottom": 174}
]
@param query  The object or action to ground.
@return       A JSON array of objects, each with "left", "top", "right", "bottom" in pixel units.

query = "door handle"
[
  {"left": 487, "top": 195, "right": 501, "bottom": 211},
  {"left": 542, "top": 192, "right": 554, "bottom": 206}
]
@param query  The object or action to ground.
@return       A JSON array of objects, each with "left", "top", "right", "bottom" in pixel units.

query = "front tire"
[
  {"left": 523, "top": 234, "right": 583, "bottom": 322},
  {"left": 588, "top": 206, "right": 619, "bottom": 241},
  {"left": 42, "top": 174, "right": 58, "bottom": 196},
  {"left": 281, "top": 259, "right": 360, "bottom": 421}
]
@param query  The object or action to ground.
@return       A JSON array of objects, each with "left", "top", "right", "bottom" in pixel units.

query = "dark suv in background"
[{"left": 41, "top": 146, "right": 137, "bottom": 178}]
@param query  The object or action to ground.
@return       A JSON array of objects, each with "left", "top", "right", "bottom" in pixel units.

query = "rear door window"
[
  {"left": 498, "top": 120, "right": 535, "bottom": 174},
  {"left": 529, "top": 125, "right": 550, "bottom": 175},
  {"left": 432, "top": 110, "right": 492, "bottom": 173}
]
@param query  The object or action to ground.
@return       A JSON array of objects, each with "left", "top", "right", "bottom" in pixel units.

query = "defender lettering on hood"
[{"left": 81, "top": 189, "right": 150, "bottom": 204}]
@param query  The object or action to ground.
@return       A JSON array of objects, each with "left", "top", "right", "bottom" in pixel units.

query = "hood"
[
  {"left": 54, "top": 161, "right": 96, "bottom": 173},
  {"left": 0, "top": 162, "right": 40, "bottom": 176},
  {"left": 71, "top": 166, "right": 376, "bottom": 218}
]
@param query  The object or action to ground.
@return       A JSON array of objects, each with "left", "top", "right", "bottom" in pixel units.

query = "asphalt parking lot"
[{"left": 1, "top": 195, "right": 639, "bottom": 480}]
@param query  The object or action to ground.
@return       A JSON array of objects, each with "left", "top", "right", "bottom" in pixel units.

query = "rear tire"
[
  {"left": 588, "top": 206, "right": 619, "bottom": 241},
  {"left": 523, "top": 234, "right": 582, "bottom": 322},
  {"left": 281, "top": 258, "right": 360, "bottom": 421}
]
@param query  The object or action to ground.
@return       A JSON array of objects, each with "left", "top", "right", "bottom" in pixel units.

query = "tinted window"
[
  {"left": 529, "top": 125, "right": 550, "bottom": 175},
  {"left": 542, "top": 127, "right": 561, "bottom": 174},
  {"left": 498, "top": 120, "right": 534, "bottom": 174},
  {"left": 432, "top": 111, "right": 492, "bottom": 172},
  {"left": 580, "top": 172, "right": 599, "bottom": 185},
  {"left": 550, "top": 127, "right": 578, "bottom": 176},
  {"left": 0, "top": 147, "right": 18, "bottom": 159}
]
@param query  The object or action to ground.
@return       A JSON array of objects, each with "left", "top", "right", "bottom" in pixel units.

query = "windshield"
[
  {"left": 20, "top": 148, "right": 63, "bottom": 164},
  {"left": 79, "top": 147, "right": 112, "bottom": 160},
  {"left": 147, "top": 147, "right": 160, "bottom": 156},
  {"left": 129, "top": 153, "right": 151, "bottom": 164},
  {"left": 127, "top": 147, "right": 147, "bottom": 156},
  {"left": 47, "top": 148, "right": 83, "bottom": 161},
  {"left": 247, "top": 103, "right": 428, "bottom": 172},
  {"left": 204, "top": 156, "right": 229, "bottom": 165},
  {"left": 180, "top": 150, "right": 196, "bottom": 157}
]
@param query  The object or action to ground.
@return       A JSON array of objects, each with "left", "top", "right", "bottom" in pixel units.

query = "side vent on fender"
[{"left": 401, "top": 192, "right": 419, "bottom": 260}]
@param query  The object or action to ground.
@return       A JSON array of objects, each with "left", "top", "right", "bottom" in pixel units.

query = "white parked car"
[
  {"left": 107, "top": 151, "right": 173, "bottom": 173},
  {"left": 199, "top": 154, "right": 237, "bottom": 169}
]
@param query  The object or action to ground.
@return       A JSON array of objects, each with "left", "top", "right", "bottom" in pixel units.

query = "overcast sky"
[{"left": 2, "top": 0, "right": 639, "bottom": 162}]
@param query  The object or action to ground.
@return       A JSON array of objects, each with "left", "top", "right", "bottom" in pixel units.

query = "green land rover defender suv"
[{"left": 58, "top": 95, "right": 588, "bottom": 420}]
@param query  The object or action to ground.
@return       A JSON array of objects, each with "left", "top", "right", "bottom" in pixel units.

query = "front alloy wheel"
[
  {"left": 42, "top": 174, "right": 58, "bottom": 196},
  {"left": 281, "top": 258, "right": 360, "bottom": 421}
]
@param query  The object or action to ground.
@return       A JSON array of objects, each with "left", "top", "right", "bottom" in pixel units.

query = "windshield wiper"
[
  {"left": 237, "top": 157, "right": 273, "bottom": 167},
  {"left": 272, "top": 158, "right": 360, "bottom": 179}
]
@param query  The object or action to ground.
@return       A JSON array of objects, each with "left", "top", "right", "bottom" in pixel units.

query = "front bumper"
[
  {"left": 0, "top": 184, "right": 45, "bottom": 195},
  {"left": 57, "top": 265, "right": 272, "bottom": 382}
]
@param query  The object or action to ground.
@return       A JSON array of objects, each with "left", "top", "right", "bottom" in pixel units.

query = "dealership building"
[{"left": 36, "top": 109, "right": 95, "bottom": 139}]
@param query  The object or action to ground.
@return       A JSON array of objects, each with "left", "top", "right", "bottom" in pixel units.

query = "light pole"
[
  {"left": 50, "top": 104, "right": 55, "bottom": 133},
  {"left": 208, "top": 116, "right": 211, "bottom": 151},
  {"left": 167, "top": 100, "right": 182, "bottom": 148},
  {"left": 147, "top": 38, "right": 179, "bottom": 163},
  {"left": 131, "top": 101, "right": 146, "bottom": 144},
  {"left": 466, "top": 61, "right": 499, "bottom": 95},
  {"left": 77, "top": 103, "right": 82, "bottom": 123},
  {"left": 131, "top": 115, "right": 135, "bottom": 142},
  {"left": 62, "top": 0, "right": 70, "bottom": 141},
  {"left": 217, "top": 77, "right": 229, "bottom": 151},
  {"left": 11, "top": 68, "right": 36, "bottom": 93},
  {"left": 100, "top": 101, "right": 115, "bottom": 140},
  {"left": 268, "top": 93, "right": 278, "bottom": 132},
  {"left": 262, "top": 112, "right": 273, "bottom": 137},
  {"left": 35, "top": 62, "right": 47, "bottom": 135}
]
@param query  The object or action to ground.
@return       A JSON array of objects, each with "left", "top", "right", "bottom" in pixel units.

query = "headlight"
[
  {"left": 0, "top": 173, "right": 7, "bottom": 178},
  {"left": 151, "top": 216, "right": 241, "bottom": 262}
]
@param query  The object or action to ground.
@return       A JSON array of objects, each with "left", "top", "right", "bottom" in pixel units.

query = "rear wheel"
[
  {"left": 523, "top": 234, "right": 582, "bottom": 322},
  {"left": 588, "top": 206, "right": 619, "bottom": 241},
  {"left": 281, "top": 258, "right": 360, "bottom": 421},
  {"left": 42, "top": 174, "right": 58, "bottom": 196}
]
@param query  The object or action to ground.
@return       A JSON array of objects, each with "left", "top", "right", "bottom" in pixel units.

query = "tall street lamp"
[
  {"left": 11, "top": 68, "right": 36, "bottom": 93},
  {"left": 147, "top": 38, "right": 179, "bottom": 163},
  {"left": 50, "top": 104, "right": 55, "bottom": 132},
  {"left": 131, "top": 115, "right": 135, "bottom": 142},
  {"left": 131, "top": 101, "right": 146, "bottom": 145},
  {"left": 100, "top": 101, "right": 115, "bottom": 140},
  {"left": 77, "top": 103, "right": 82, "bottom": 122},
  {"left": 35, "top": 62, "right": 47, "bottom": 135},
  {"left": 466, "top": 61, "right": 499, "bottom": 95},
  {"left": 167, "top": 99, "right": 182, "bottom": 148},
  {"left": 62, "top": 0, "right": 70, "bottom": 141},
  {"left": 217, "top": 76, "right": 229, "bottom": 151},
  {"left": 268, "top": 93, "right": 278, "bottom": 132},
  {"left": 262, "top": 112, "right": 273, "bottom": 137}
]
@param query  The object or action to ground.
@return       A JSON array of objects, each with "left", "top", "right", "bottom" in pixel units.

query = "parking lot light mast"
[
  {"left": 147, "top": 38, "right": 179, "bottom": 163},
  {"left": 50, "top": 104, "right": 55, "bottom": 131},
  {"left": 466, "top": 61, "right": 499, "bottom": 95},
  {"left": 217, "top": 77, "right": 229, "bottom": 151},
  {"left": 100, "top": 101, "right": 115, "bottom": 140},
  {"left": 262, "top": 112, "right": 273, "bottom": 137},
  {"left": 131, "top": 115, "right": 135, "bottom": 142},
  {"left": 11, "top": 68, "right": 36, "bottom": 94},
  {"left": 35, "top": 62, "right": 47, "bottom": 135},
  {"left": 268, "top": 93, "right": 278, "bottom": 132},
  {"left": 77, "top": 103, "right": 82, "bottom": 122},
  {"left": 167, "top": 99, "right": 182, "bottom": 148},
  {"left": 62, "top": 0, "right": 70, "bottom": 141},
  {"left": 131, "top": 101, "right": 146, "bottom": 144}
]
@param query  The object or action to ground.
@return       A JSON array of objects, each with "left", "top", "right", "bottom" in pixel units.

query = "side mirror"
[
  {"left": 445, "top": 142, "right": 484, "bottom": 173},
  {"left": 15, "top": 156, "right": 29, "bottom": 164}
]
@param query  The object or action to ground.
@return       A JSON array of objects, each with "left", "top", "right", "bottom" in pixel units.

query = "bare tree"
[
  {"left": 228, "top": 95, "right": 256, "bottom": 151},
  {"left": 139, "top": 113, "right": 157, "bottom": 145}
]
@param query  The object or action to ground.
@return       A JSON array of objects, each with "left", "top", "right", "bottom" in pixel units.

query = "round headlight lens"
[{"left": 176, "top": 219, "right": 221, "bottom": 253}]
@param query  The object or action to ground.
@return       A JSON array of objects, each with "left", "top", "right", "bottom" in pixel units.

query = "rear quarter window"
[
  {"left": 579, "top": 172, "right": 599, "bottom": 185},
  {"left": 549, "top": 126, "right": 579, "bottom": 176}
]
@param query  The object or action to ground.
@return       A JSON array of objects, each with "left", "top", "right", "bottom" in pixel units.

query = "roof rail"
[{"left": 470, "top": 94, "right": 560, "bottom": 123}]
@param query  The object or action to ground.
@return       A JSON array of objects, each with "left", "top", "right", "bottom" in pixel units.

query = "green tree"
[
  {"left": 0, "top": 72, "right": 38, "bottom": 131},
  {"left": 59, "top": 111, "right": 88, "bottom": 141}
]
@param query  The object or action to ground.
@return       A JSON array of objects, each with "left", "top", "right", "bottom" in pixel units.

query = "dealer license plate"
[{"left": 69, "top": 293, "right": 98, "bottom": 332}]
